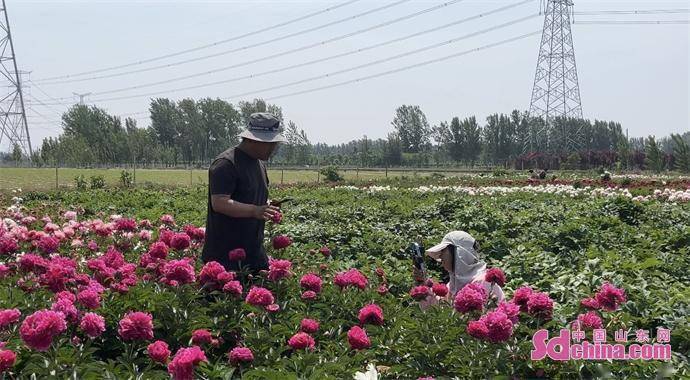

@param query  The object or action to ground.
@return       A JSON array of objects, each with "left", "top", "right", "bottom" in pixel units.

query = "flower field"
[{"left": 0, "top": 179, "right": 688, "bottom": 379}]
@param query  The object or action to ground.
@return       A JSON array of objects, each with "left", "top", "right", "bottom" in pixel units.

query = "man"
[{"left": 201, "top": 112, "right": 286, "bottom": 273}]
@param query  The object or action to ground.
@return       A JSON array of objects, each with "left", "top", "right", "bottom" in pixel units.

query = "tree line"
[{"left": 4, "top": 98, "right": 689, "bottom": 173}]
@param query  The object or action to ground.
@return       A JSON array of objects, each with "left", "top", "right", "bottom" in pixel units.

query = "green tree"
[
  {"left": 384, "top": 132, "right": 402, "bottom": 166},
  {"left": 11, "top": 143, "right": 22, "bottom": 164},
  {"left": 391, "top": 105, "right": 430, "bottom": 153},
  {"left": 671, "top": 133, "right": 690, "bottom": 172},
  {"left": 644, "top": 136, "right": 664, "bottom": 172}
]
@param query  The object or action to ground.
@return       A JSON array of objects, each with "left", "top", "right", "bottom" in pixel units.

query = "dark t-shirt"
[{"left": 201, "top": 147, "right": 269, "bottom": 271}]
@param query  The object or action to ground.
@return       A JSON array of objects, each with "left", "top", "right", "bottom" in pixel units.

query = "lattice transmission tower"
[
  {"left": 0, "top": 0, "right": 31, "bottom": 157},
  {"left": 526, "top": 0, "right": 583, "bottom": 153}
]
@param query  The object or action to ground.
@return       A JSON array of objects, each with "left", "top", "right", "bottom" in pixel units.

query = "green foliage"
[
  {"left": 119, "top": 170, "right": 134, "bottom": 188},
  {"left": 89, "top": 175, "right": 106, "bottom": 189},
  {"left": 645, "top": 136, "right": 664, "bottom": 173},
  {"left": 75, "top": 174, "right": 88, "bottom": 190},
  {"left": 319, "top": 165, "right": 343, "bottom": 182},
  {"left": 671, "top": 133, "right": 690, "bottom": 173}
]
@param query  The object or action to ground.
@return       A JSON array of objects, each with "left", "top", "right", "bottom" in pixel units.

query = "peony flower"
[
  {"left": 118, "top": 311, "right": 154, "bottom": 341},
  {"left": 0, "top": 349, "right": 16, "bottom": 373},
  {"left": 0, "top": 236, "right": 18, "bottom": 255},
  {"left": 198, "top": 261, "right": 229, "bottom": 291},
  {"left": 484, "top": 268, "right": 506, "bottom": 287},
  {"left": 334, "top": 269, "right": 368, "bottom": 290},
  {"left": 20, "top": 310, "right": 67, "bottom": 351},
  {"left": 594, "top": 283, "right": 626, "bottom": 312},
  {"left": 167, "top": 346, "right": 207, "bottom": 380},
  {"left": 377, "top": 284, "right": 389, "bottom": 295},
  {"left": 51, "top": 298, "right": 78, "bottom": 324},
  {"left": 0, "top": 309, "right": 21, "bottom": 329},
  {"left": 170, "top": 233, "right": 191, "bottom": 251},
  {"left": 228, "top": 248, "right": 246, "bottom": 262},
  {"left": 410, "top": 285, "right": 431, "bottom": 301},
  {"left": 265, "top": 304, "right": 280, "bottom": 313},
  {"left": 77, "top": 289, "right": 101, "bottom": 310},
  {"left": 347, "top": 326, "right": 370, "bottom": 350},
  {"left": 580, "top": 297, "right": 600, "bottom": 310},
  {"left": 453, "top": 283, "right": 487, "bottom": 313},
  {"left": 272, "top": 235, "right": 292, "bottom": 250},
  {"left": 287, "top": 332, "right": 315, "bottom": 350},
  {"left": 245, "top": 287, "right": 274, "bottom": 307},
  {"left": 148, "top": 340, "right": 171, "bottom": 364},
  {"left": 115, "top": 218, "right": 137, "bottom": 232},
  {"left": 63, "top": 211, "right": 78, "bottom": 221},
  {"left": 36, "top": 235, "right": 59, "bottom": 254},
  {"left": 358, "top": 304, "right": 384, "bottom": 326},
  {"left": 148, "top": 241, "right": 169, "bottom": 260},
  {"left": 497, "top": 301, "right": 520, "bottom": 324},
  {"left": 301, "top": 290, "right": 317, "bottom": 301},
  {"left": 299, "top": 273, "right": 322, "bottom": 293},
  {"left": 526, "top": 292, "right": 554, "bottom": 320},
  {"left": 576, "top": 311, "right": 603, "bottom": 330},
  {"left": 160, "top": 214, "right": 175, "bottom": 225},
  {"left": 79, "top": 313, "right": 106, "bottom": 338},
  {"left": 319, "top": 246, "right": 331, "bottom": 257},
  {"left": 223, "top": 281, "right": 243, "bottom": 297},
  {"left": 512, "top": 286, "right": 534, "bottom": 312},
  {"left": 480, "top": 310, "right": 514, "bottom": 343},
  {"left": 270, "top": 211, "right": 282, "bottom": 224},
  {"left": 267, "top": 259, "right": 292, "bottom": 281},
  {"left": 162, "top": 259, "right": 196, "bottom": 286},
  {"left": 228, "top": 347, "right": 254, "bottom": 365},
  {"left": 300, "top": 318, "right": 319, "bottom": 334},
  {"left": 432, "top": 282, "right": 448, "bottom": 297},
  {"left": 467, "top": 319, "right": 489, "bottom": 339},
  {"left": 191, "top": 329, "right": 213, "bottom": 345},
  {"left": 182, "top": 225, "right": 205, "bottom": 241}
]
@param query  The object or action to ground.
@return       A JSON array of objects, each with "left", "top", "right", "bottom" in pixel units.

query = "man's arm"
[{"left": 211, "top": 195, "right": 278, "bottom": 220}]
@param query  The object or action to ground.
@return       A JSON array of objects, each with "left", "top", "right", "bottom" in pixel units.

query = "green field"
[{"left": 0, "top": 167, "right": 462, "bottom": 190}]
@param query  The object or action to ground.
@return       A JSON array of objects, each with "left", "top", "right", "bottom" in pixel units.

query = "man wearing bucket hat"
[
  {"left": 415, "top": 231, "right": 504, "bottom": 308},
  {"left": 201, "top": 112, "right": 287, "bottom": 274}
]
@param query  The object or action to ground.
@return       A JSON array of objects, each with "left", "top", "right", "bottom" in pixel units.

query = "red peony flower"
[
  {"left": 272, "top": 235, "right": 292, "bottom": 250},
  {"left": 51, "top": 298, "right": 79, "bottom": 324},
  {"left": 453, "top": 283, "right": 487, "bottom": 313},
  {"left": 301, "top": 290, "right": 317, "bottom": 301},
  {"left": 270, "top": 211, "right": 282, "bottom": 224},
  {"left": 0, "top": 237, "right": 18, "bottom": 255},
  {"left": 580, "top": 297, "right": 600, "bottom": 310},
  {"left": 20, "top": 310, "right": 67, "bottom": 351},
  {"left": 287, "top": 332, "right": 315, "bottom": 350},
  {"left": 484, "top": 268, "right": 506, "bottom": 287},
  {"left": 115, "top": 218, "right": 137, "bottom": 232},
  {"left": 198, "top": 261, "right": 229, "bottom": 291},
  {"left": 511, "top": 286, "right": 533, "bottom": 312},
  {"left": 182, "top": 225, "right": 205, "bottom": 241},
  {"left": 167, "top": 346, "right": 207, "bottom": 380},
  {"left": 480, "top": 310, "right": 514, "bottom": 343},
  {"left": 358, "top": 304, "right": 384, "bottom": 326},
  {"left": 228, "top": 347, "right": 254, "bottom": 365},
  {"left": 347, "top": 326, "right": 370, "bottom": 350},
  {"left": 0, "top": 349, "right": 16, "bottom": 373},
  {"left": 223, "top": 281, "right": 243, "bottom": 297},
  {"left": 319, "top": 246, "right": 331, "bottom": 257},
  {"left": 497, "top": 301, "right": 520, "bottom": 324},
  {"left": 77, "top": 289, "right": 101, "bottom": 310},
  {"left": 191, "top": 329, "right": 213, "bottom": 345},
  {"left": 148, "top": 241, "right": 169, "bottom": 260},
  {"left": 576, "top": 311, "right": 603, "bottom": 330},
  {"left": 170, "top": 233, "right": 191, "bottom": 251},
  {"left": 267, "top": 259, "right": 292, "bottom": 281},
  {"left": 299, "top": 273, "right": 322, "bottom": 293},
  {"left": 594, "top": 283, "right": 626, "bottom": 312},
  {"left": 334, "top": 269, "right": 368, "bottom": 290},
  {"left": 228, "top": 248, "right": 246, "bottom": 262},
  {"left": 410, "top": 285, "right": 431, "bottom": 301},
  {"left": 148, "top": 340, "right": 171, "bottom": 364},
  {"left": 467, "top": 319, "right": 489, "bottom": 339},
  {"left": 162, "top": 259, "right": 196, "bottom": 286},
  {"left": 432, "top": 282, "right": 448, "bottom": 297},
  {"left": 526, "top": 292, "right": 554, "bottom": 320},
  {"left": 377, "top": 284, "right": 389, "bottom": 295},
  {"left": 79, "top": 312, "right": 106, "bottom": 338},
  {"left": 0, "top": 309, "right": 21, "bottom": 329},
  {"left": 37, "top": 235, "right": 59, "bottom": 254},
  {"left": 245, "top": 287, "right": 274, "bottom": 307},
  {"left": 118, "top": 311, "right": 154, "bottom": 341},
  {"left": 300, "top": 318, "right": 319, "bottom": 334}
]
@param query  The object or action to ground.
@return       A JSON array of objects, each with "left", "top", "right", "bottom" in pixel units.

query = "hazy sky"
[{"left": 10, "top": 0, "right": 690, "bottom": 150}]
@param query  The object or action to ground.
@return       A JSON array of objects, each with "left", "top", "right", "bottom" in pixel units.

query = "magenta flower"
[
  {"left": 228, "top": 248, "right": 246, "bottom": 262},
  {"left": 118, "top": 311, "right": 154, "bottom": 341},
  {"left": 287, "top": 332, "right": 315, "bottom": 350},
  {"left": 79, "top": 313, "right": 106, "bottom": 338},
  {"left": 167, "top": 346, "right": 207, "bottom": 380},
  {"left": 484, "top": 268, "right": 506, "bottom": 287},
  {"left": 594, "top": 283, "right": 626, "bottom": 312},
  {"left": 358, "top": 304, "right": 384, "bottom": 326},
  {"left": 245, "top": 287, "right": 274, "bottom": 307},
  {"left": 228, "top": 347, "right": 254, "bottom": 365},
  {"left": 526, "top": 292, "right": 554, "bottom": 320},
  {"left": 453, "top": 283, "right": 487, "bottom": 314},
  {"left": 272, "top": 235, "right": 292, "bottom": 250},
  {"left": 299, "top": 273, "right": 323, "bottom": 293},
  {"left": 20, "top": 310, "right": 67, "bottom": 351},
  {"left": 347, "top": 326, "right": 370, "bottom": 350},
  {"left": 148, "top": 340, "right": 171, "bottom": 364},
  {"left": 300, "top": 318, "right": 320, "bottom": 334}
]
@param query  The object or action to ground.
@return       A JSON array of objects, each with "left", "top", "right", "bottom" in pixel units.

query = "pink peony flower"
[
  {"left": 167, "top": 346, "right": 207, "bottom": 380},
  {"left": 170, "top": 233, "right": 191, "bottom": 251},
  {"left": 36, "top": 235, "right": 59, "bottom": 254},
  {"left": 453, "top": 283, "right": 487, "bottom": 313},
  {"left": 63, "top": 211, "right": 78, "bottom": 220},
  {"left": 300, "top": 318, "right": 319, "bottom": 334},
  {"left": 182, "top": 225, "right": 205, "bottom": 241},
  {"left": 467, "top": 319, "right": 489, "bottom": 339},
  {"left": 0, "top": 309, "right": 21, "bottom": 329},
  {"left": 301, "top": 290, "right": 317, "bottom": 301},
  {"left": 79, "top": 313, "right": 106, "bottom": 338},
  {"left": 223, "top": 281, "right": 243, "bottom": 297},
  {"left": 580, "top": 297, "right": 600, "bottom": 310},
  {"left": 526, "top": 292, "right": 554, "bottom": 320},
  {"left": 148, "top": 241, "right": 169, "bottom": 260},
  {"left": 319, "top": 246, "right": 331, "bottom": 257},
  {"left": 51, "top": 298, "right": 79, "bottom": 324},
  {"left": 139, "top": 230, "right": 153, "bottom": 241},
  {"left": 432, "top": 282, "right": 448, "bottom": 297},
  {"left": 484, "top": 268, "right": 506, "bottom": 287},
  {"left": 594, "top": 283, "right": 626, "bottom": 312},
  {"left": 267, "top": 259, "right": 292, "bottom": 281},
  {"left": 480, "top": 310, "right": 514, "bottom": 343},
  {"left": 162, "top": 259, "right": 196, "bottom": 286},
  {"left": 358, "top": 304, "right": 384, "bottom": 326},
  {"left": 272, "top": 235, "right": 292, "bottom": 250},
  {"left": 512, "top": 286, "right": 533, "bottom": 312},
  {"left": 77, "top": 289, "right": 101, "bottom": 309},
  {"left": 377, "top": 284, "right": 389, "bottom": 295},
  {"left": 270, "top": 211, "right": 282, "bottom": 224},
  {"left": 228, "top": 347, "right": 254, "bottom": 365},
  {"left": 245, "top": 287, "right": 274, "bottom": 307},
  {"left": 191, "top": 329, "right": 213, "bottom": 345},
  {"left": 410, "top": 285, "right": 431, "bottom": 301},
  {"left": 20, "top": 310, "right": 67, "bottom": 351},
  {"left": 0, "top": 237, "right": 18, "bottom": 255},
  {"left": 198, "top": 261, "right": 229, "bottom": 291},
  {"left": 228, "top": 248, "right": 246, "bottom": 262},
  {"left": 299, "top": 273, "right": 323, "bottom": 293},
  {"left": 576, "top": 311, "right": 603, "bottom": 330},
  {"left": 148, "top": 340, "right": 171, "bottom": 364},
  {"left": 265, "top": 304, "right": 280, "bottom": 313},
  {"left": 287, "top": 332, "right": 315, "bottom": 350},
  {"left": 347, "top": 326, "right": 370, "bottom": 350},
  {"left": 115, "top": 218, "right": 137, "bottom": 232},
  {"left": 118, "top": 311, "right": 154, "bottom": 341},
  {"left": 497, "top": 301, "right": 520, "bottom": 324},
  {"left": 334, "top": 269, "right": 368, "bottom": 290},
  {"left": 0, "top": 349, "right": 16, "bottom": 373},
  {"left": 160, "top": 214, "right": 175, "bottom": 225},
  {"left": 0, "top": 265, "right": 9, "bottom": 279}
]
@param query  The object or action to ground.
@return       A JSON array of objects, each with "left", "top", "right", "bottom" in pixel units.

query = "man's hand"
[{"left": 253, "top": 204, "right": 280, "bottom": 221}]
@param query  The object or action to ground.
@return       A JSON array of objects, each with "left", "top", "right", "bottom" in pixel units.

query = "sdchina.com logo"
[{"left": 531, "top": 327, "right": 672, "bottom": 361}]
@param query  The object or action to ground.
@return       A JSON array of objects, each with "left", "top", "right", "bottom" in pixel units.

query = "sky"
[{"left": 6, "top": 0, "right": 690, "bottom": 152}]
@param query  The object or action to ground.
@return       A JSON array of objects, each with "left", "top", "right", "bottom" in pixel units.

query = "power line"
[
  {"left": 574, "top": 9, "right": 689, "bottom": 15},
  {"left": 34, "top": 0, "right": 416, "bottom": 85},
  {"left": 31, "top": 0, "right": 362, "bottom": 82},
  {"left": 574, "top": 20, "right": 689, "bottom": 25},
  {"left": 36, "top": 0, "right": 535, "bottom": 105},
  {"left": 265, "top": 31, "right": 542, "bottom": 101}
]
